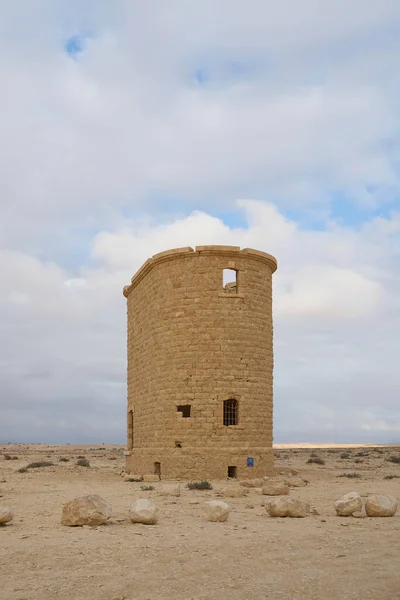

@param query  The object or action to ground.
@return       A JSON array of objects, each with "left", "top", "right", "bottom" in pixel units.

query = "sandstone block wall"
[{"left": 123, "top": 245, "right": 278, "bottom": 480}]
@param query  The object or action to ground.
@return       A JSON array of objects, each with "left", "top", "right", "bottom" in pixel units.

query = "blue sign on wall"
[{"left": 247, "top": 457, "right": 254, "bottom": 467}]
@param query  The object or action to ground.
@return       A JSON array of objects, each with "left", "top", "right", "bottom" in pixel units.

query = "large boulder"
[
  {"left": 142, "top": 474, "right": 159, "bottom": 483},
  {"left": 204, "top": 500, "right": 230, "bottom": 522},
  {"left": 261, "top": 482, "right": 290, "bottom": 496},
  {"left": 285, "top": 477, "right": 308, "bottom": 488},
  {"left": 334, "top": 492, "right": 362, "bottom": 517},
  {"left": 130, "top": 498, "right": 159, "bottom": 524},
  {"left": 61, "top": 494, "right": 111, "bottom": 527},
  {"left": 0, "top": 507, "right": 14, "bottom": 524},
  {"left": 365, "top": 494, "right": 398, "bottom": 517},
  {"left": 160, "top": 483, "right": 180, "bottom": 497},
  {"left": 240, "top": 479, "right": 263, "bottom": 488},
  {"left": 219, "top": 487, "right": 248, "bottom": 498},
  {"left": 275, "top": 467, "right": 299, "bottom": 476},
  {"left": 265, "top": 497, "right": 310, "bottom": 518}
]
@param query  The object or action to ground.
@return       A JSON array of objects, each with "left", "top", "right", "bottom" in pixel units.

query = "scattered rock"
[
  {"left": 0, "top": 507, "right": 14, "bottom": 524},
  {"left": 365, "top": 494, "right": 398, "bottom": 517},
  {"left": 219, "top": 487, "right": 248, "bottom": 498},
  {"left": 160, "top": 483, "right": 180, "bottom": 497},
  {"left": 334, "top": 492, "right": 362, "bottom": 517},
  {"left": 285, "top": 477, "right": 308, "bottom": 488},
  {"left": 265, "top": 497, "right": 310, "bottom": 518},
  {"left": 261, "top": 482, "right": 290, "bottom": 496},
  {"left": 240, "top": 478, "right": 263, "bottom": 488},
  {"left": 142, "top": 474, "right": 159, "bottom": 483},
  {"left": 61, "top": 495, "right": 111, "bottom": 527},
  {"left": 275, "top": 467, "right": 299, "bottom": 476},
  {"left": 129, "top": 498, "right": 159, "bottom": 524},
  {"left": 204, "top": 500, "right": 230, "bottom": 522}
]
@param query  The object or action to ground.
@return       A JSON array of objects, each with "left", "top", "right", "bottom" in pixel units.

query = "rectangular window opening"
[
  {"left": 177, "top": 405, "right": 191, "bottom": 418},
  {"left": 228, "top": 466, "right": 237, "bottom": 479},
  {"left": 223, "top": 399, "right": 238, "bottom": 426},
  {"left": 222, "top": 269, "right": 238, "bottom": 293}
]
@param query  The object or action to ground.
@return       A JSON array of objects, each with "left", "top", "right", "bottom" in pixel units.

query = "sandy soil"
[{"left": 1, "top": 444, "right": 399, "bottom": 600}]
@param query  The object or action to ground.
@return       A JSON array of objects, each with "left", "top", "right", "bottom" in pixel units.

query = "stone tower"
[{"left": 123, "top": 245, "right": 278, "bottom": 480}]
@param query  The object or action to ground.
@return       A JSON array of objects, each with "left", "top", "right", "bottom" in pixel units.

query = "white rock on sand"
[
  {"left": 219, "top": 487, "right": 248, "bottom": 498},
  {"left": 160, "top": 483, "right": 180, "bottom": 497},
  {"left": 0, "top": 507, "right": 14, "bottom": 524},
  {"left": 240, "top": 479, "right": 263, "bottom": 488},
  {"left": 334, "top": 492, "right": 362, "bottom": 517},
  {"left": 204, "top": 500, "right": 230, "bottom": 522},
  {"left": 130, "top": 498, "right": 159, "bottom": 524},
  {"left": 261, "top": 482, "right": 290, "bottom": 496},
  {"left": 265, "top": 497, "right": 310, "bottom": 518},
  {"left": 285, "top": 477, "right": 308, "bottom": 488},
  {"left": 61, "top": 494, "right": 111, "bottom": 527},
  {"left": 142, "top": 474, "right": 159, "bottom": 483},
  {"left": 365, "top": 494, "right": 398, "bottom": 517}
]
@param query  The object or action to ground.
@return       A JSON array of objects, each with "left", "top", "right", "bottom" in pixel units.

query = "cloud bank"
[{"left": 0, "top": 1, "right": 399, "bottom": 443}]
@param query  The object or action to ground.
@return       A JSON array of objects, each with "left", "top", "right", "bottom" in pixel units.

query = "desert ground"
[{"left": 1, "top": 444, "right": 399, "bottom": 600}]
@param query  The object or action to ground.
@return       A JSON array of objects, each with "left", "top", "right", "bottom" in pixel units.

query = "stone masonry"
[{"left": 123, "top": 245, "right": 278, "bottom": 480}]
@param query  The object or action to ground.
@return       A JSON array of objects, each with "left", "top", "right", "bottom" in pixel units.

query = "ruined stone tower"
[{"left": 123, "top": 245, "right": 278, "bottom": 480}]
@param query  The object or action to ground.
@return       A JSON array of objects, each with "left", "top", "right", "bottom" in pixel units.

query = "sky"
[{"left": 1, "top": 0, "right": 400, "bottom": 444}]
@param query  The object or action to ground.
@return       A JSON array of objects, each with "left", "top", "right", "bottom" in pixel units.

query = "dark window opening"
[
  {"left": 127, "top": 409, "right": 133, "bottom": 450},
  {"left": 177, "top": 405, "right": 191, "bottom": 418},
  {"left": 228, "top": 466, "right": 237, "bottom": 478},
  {"left": 223, "top": 399, "right": 238, "bottom": 426},
  {"left": 175, "top": 441, "right": 182, "bottom": 448},
  {"left": 154, "top": 462, "right": 161, "bottom": 476},
  {"left": 223, "top": 269, "right": 238, "bottom": 293}
]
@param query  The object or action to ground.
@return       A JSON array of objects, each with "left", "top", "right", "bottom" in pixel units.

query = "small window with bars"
[{"left": 223, "top": 399, "right": 238, "bottom": 426}]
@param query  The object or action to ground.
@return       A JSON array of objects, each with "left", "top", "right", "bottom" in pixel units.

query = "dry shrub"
[
  {"left": 76, "top": 458, "right": 90, "bottom": 468},
  {"left": 187, "top": 480, "right": 213, "bottom": 490},
  {"left": 384, "top": 475, "right": 400, "bottom": 480},
  {"left": 340, "top": 452, "right": 351, "bottom": 459},
  {"left": 338, "top": 472, "right": 361, "bottom": 478},
  {"left": 387, "top": 456, "right": 400, "bottom": 464},
  {"left": 18, "top": 467, "right": 28, "bottom": 473},
  {"left": 59, "top": 457, "right": 69, "bottom": 462},
  {"left": 26, "top": 461, "right": 53, "bottom": 468},
  {"left": 307, "top": 456, "right": 325, "bottom": 465},
  {"left": 140, "top": 485, "right": 154, "bottom": 491}
]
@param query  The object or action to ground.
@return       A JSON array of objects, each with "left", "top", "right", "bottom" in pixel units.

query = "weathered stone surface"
[
  {"left": 61, "top": 495, "right": 111, "bottom": 527},
  {"left": 160, "top": 483, "right": 180, "bottom": 497},
  {"left": 219, "top": 487, "right": 248, "bottom": 498},
  {"left": 0, "top": 507, "right": 14, "bottom": 524},
  {"left": 334, "top": 492, "right": 362, "bottom": 517},
  {"left": 265, "top": 497, "right": 310, "bottom": 518},
  {"left": 365, "top": 494, "right": 398, "bottom": 517},
  {"left": 124, "top": 246, "right": 277, "bottom": 480},
  {"left": 240, "top": 478, "right": 263, "bottom": 488},
  {"left": 142, "top": 474, "right": 159, "bottom": 483},
  {"left": 204, "top": 500, "right": 230, "bottom": 522},
  {"left": 129, "top": 499, "right": 159, "bottom": 524},
  {"left": 275, "top": 467, "right": 298, "bottom": 476},
  {"left": 261, "top": 482, "right": 290, "bottom": 496},
  {"left": 285, "top": 477, "right": 308, "bottom": 488}
]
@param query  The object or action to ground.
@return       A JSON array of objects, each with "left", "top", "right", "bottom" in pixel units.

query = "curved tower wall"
[{"left": 123, "top": 245, "right": 277, "bottom": 480}]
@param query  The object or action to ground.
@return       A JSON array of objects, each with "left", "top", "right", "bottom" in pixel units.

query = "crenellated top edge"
[{"left": 123, "top": 245, "right": 277, "bottom": 297}]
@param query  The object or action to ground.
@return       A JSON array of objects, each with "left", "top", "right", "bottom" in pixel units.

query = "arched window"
[{"left": 223, "top": 399, "right": 238, "bottom": 426}]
